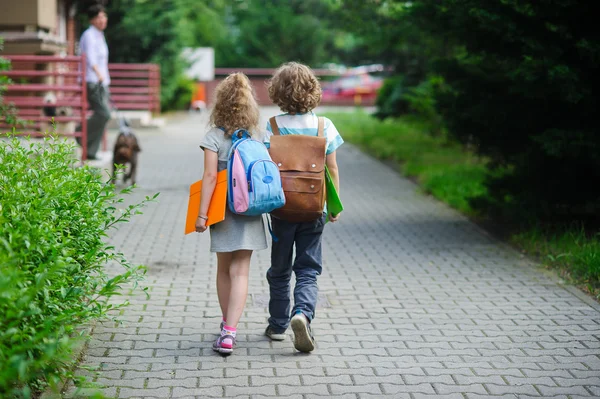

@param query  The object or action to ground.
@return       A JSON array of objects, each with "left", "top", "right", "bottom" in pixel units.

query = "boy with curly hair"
[{"left": 264, "top": 62, "right": 343, "bottom": 352}]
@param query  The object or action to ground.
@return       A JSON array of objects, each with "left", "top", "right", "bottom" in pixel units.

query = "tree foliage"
[
  {"left": 412, "top": 0, "right": 600, "bottom": 219},
  {"left": 100, "top": 0, "right": 230, "bottom": 109},
  {"left": 337, "top": 1, "right": 449, "bottom": 118},
  {"left": 218, "top": 0, "right": 337, "bottom": 67},
  {"left": 93, "top": 0, "right": 355, "bottom": 109},
  {"left": 340, "top": 0, "right": 599, "bottom": 221}
]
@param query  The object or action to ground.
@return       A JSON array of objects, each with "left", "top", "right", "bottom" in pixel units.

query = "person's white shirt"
[{"left": 79, "top": 25, "right": 110, "bottom": 86}]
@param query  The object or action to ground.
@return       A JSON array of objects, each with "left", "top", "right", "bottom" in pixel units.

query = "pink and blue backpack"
[{"left": 227, "top": 129, "right": 285, "bottom": 216}]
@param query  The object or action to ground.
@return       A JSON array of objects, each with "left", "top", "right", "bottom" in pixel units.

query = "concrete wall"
[
  {"left": 0, "top": 0, "right": 56, "bottom": 30},
  {"left": 38, "top": 0, "right": 57, "bottom": 31},
  {"left": 0, "top": 0, "right": 67, "bottom": 55}
]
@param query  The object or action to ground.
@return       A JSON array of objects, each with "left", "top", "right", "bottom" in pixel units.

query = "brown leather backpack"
[{"left": 268, "top": 116, "right": 327, "bottom": 223}]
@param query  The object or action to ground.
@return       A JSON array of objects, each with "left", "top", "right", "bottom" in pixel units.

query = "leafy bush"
[
  {"left": 402, "top": 75, "right": 445, "bottom": 135},
  {"left": 375, "top": 76, "right": 409, "bottom": 119},
  {"left": 166, "top": 76, "right": 196, "bottom": 111},
  {"left": 376, "top": 75, "right": 445, "bottom": 135},
  {"left": 412, "top": 0, "right": 600, "bottom": 221},
  {"left": 0, "top": 136, "right": 156, "bottom": 398}
]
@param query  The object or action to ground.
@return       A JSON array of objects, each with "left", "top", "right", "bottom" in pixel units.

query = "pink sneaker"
[{"left": 212, "top": 334, "right": 235, "bottom": 354}]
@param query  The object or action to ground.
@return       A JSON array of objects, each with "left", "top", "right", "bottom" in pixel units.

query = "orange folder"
[{"left": 185, "top": 170, "right": 228, "bottom": 234}]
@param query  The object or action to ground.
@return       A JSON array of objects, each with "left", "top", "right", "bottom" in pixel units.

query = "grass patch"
[
  {"left": 513, "top": 228, "right": 600, "bottom": 295},
  {"left": 324, "top": 110, "right": 488, "bottom": 215},
  {"left": 324, "top": 110, "right": 599, "bottom": 299}
]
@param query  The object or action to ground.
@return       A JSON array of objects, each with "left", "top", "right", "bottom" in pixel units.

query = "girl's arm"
[
  {"left": 325, "top": 151, "right": 340, "bottom": 222},
  {"left": 195, "top": 149, "right": 219, "bottom": 232}
]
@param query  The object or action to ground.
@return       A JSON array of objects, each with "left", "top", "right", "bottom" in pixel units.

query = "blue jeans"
[{"left": 267, "top": 213, "right": 326, "bottom": 332}]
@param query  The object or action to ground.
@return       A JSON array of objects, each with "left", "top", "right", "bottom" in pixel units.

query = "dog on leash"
[
  {"left": 112, "top": 119, "right": 141, "bottom": 185},
  {"left": 41, "top": 92, "right": 76, "bottom": 135}
]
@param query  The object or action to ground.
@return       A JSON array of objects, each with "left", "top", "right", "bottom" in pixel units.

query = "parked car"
[{"left": 321, "top": 68, "right": 384, "bottom": 104}]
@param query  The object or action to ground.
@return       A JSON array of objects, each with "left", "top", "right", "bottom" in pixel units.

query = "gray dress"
[{"left": 200, "top": 127, "right": 268, "bottom": 253}]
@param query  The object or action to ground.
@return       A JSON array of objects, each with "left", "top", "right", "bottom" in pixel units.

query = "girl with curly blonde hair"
[
  {"left": 209, "top": 72, "right": 260, "bottom": 136},
  {"left": 197, "top": 73, "right": 267, "bottom": 355}
]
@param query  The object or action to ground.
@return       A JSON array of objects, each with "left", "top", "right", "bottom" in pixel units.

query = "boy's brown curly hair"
[
  {"left": 267, "top": 62, "right": 322, "bottom": 114},
  {"left": 210, "top": 72, "right": 260, "bottom": 136}
]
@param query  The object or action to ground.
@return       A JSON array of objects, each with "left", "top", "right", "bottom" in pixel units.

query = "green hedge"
[
  {"left": 412, "top": 1, "right": 600, "bottom": 219},
  {"left": 0, "top": 136, "right": 156, "bottom": 398}
]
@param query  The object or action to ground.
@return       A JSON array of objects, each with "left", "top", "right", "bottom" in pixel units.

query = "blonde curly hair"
[
  {"left": 210, "top": 72, "right": 260, "bottom": 136},
  {"left": 267, "top": 62, "right": 322, "bottom": 114}
]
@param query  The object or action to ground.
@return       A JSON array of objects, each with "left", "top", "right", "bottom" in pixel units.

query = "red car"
[{"left": 321, "top": 69, "right": 383, "bottom": 105}]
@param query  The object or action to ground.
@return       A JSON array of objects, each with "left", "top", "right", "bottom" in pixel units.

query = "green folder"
[{"left": 325, "top": 165, "right": 343, "bottom": 219}]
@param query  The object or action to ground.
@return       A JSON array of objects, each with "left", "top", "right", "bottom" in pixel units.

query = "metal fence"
[{"left": 109, "top": 63, "right": 160, "bottom": 113}]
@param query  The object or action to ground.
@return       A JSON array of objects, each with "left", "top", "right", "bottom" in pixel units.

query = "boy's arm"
[{"left": 326, "top": 151, "right": 340, "bottom": 193}]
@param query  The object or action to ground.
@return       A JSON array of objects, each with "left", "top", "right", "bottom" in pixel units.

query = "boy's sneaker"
[
  {"left": 265, "top": 326, "right": 286, "bottom": 341},
  {"left": 290, "top": 312, "right": 315, "bottom": 352}
]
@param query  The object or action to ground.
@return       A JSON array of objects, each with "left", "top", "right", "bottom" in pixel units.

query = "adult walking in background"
[{"left": 79, "top": 4, "right": 111, "bottom": 160}]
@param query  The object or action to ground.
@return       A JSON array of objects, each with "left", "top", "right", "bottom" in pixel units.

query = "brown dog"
[{"left": 112, "top": 130, "right": 141, "bottom": 185}]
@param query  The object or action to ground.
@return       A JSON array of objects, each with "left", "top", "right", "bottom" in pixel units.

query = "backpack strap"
[
  {"left": 317, "top": 117, "right": 324, "bottom": 138},
  {"left": 270, "top": 116, "right": 324, "bottom": 137},
  {"left": 231, "top": 129, "right": 250, "bottom": 144},
  {"left": 269, "top": 117, "right": 280, "bottom": 136}
]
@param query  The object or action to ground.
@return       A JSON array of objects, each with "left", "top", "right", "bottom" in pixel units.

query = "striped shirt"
[{"left": 265, "top": 112, "right": 344, "bottom": 155}]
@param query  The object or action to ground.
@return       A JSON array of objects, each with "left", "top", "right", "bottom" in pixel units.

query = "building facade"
[{"left": 0, "top": 0, "right": 78, "bottom": 55}]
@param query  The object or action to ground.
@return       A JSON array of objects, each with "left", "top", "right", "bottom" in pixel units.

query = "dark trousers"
[
  {"left": 86, "top": 83, "right": 111, "bottom": 158},
  {"left": 267, "top": 213, "right": 326, "bottom": 332}
]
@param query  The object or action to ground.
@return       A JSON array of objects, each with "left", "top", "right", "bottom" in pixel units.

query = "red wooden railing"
[
  {"left": 1, "top": 55, "right": 89, "bottom": 159},
  {"left": 108, "top": 63, "right": 160, "bottom": 113},
  {"left": 1, "top": 57, "right": 161, "bottom": 160}
]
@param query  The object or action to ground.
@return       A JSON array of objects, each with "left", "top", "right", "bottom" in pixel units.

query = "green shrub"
[
  {"left": 402, "top": 75, "right": 445, "bottom": 135},
  {"left": 375, "top": 76, "right": 409, "bottom": 119},
  {"left": 166, "top": 76, "right": 196, "bottom": 111},
  {"left": 413, "top": 1, "right": 600, "bottom": 220},
  {"left": 0, "top": 136, "right": 156, "bottom": 398},
  {"left": 375, "top": 74, "right": 446, "bottom": 136}
]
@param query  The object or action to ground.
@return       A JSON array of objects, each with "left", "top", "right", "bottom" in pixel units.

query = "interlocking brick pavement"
[{"left": 70, "top": 108, "right": 600, "bottom": 398}]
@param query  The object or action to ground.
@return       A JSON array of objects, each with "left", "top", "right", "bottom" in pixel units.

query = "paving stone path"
[{"left": 76, "top": 108, "right": 600, "bottom": 398}]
